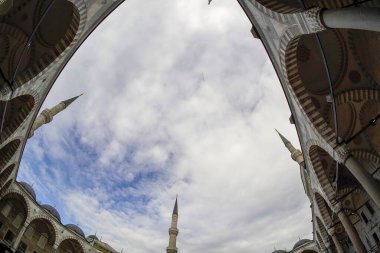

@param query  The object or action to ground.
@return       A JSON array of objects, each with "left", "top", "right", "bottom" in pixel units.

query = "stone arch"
[
  {"left": 284, "top": 29, "right": 352, "bottom": 146},
  {"left": 338, "top": 186, "right": 369, "bottom": 210},
  {"left": 309, "top": 145, "right": 336, "bottom": 201},
  {"left": 0, "top": 179, "right": 12, "bottom": 196},
  {"left": 21, "top": 217, "right": 57, "bottom": 252},
  {"left": 316, "top": 231, "right": 326, "bottom": 251},
  {"left": 0, "top": 190, "right": 30, "bottom": 216},
  {"left": 0, "top": 139, "right": 21, "bottom": 170},
  {"left": 56, "top": 238, "right": 84, "bottom": 253},
  {"left": 0, "top": 0, "right": 87, "bottom": 88},
  {"left": 335, "top": 89, "right": 380, "bottom": 106},
  {"left": 0, "top": 95, "right": 35, "bottom": 143},
  {"left": 0, "top": 191, "right": 29, "bottom": 244},
  {"left": 315, "top": 192, "right": 333, "bottom": 226},
  {"left": 284, "top": 24, "right": 380, "bottom": 154},
  {"left": 331, "top": 88, "right": 380, "bottom": 158},
  {"left": 316, "top": 216, "right": 330, "bottom": 246},
  {"left": 0, "top": 164, "right": 15, "bottom": 186},
  {"left": 309, "top": 145, "right": 364, "bottom": 207}
]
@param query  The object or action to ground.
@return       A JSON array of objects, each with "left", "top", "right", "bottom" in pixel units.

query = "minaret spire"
[
  {"left": 29, "top": 94, "right": 83, "bottom": 138},
  {"left": 275, "top": 129, "right": 304, "bottom": 165},
  {"left": 167, "top": 197, "right": 179, "bottom": 253}
]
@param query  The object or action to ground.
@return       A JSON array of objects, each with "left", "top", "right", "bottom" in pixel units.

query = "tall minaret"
[
  {"left": 275, "top": 129, "right": 304, "bottom": 165},
  {"left": 29, "top": 94, "right": 82, "bottom": 138},
  {"left": 166, "top": 197, "right": 179, "bottom": 253}
]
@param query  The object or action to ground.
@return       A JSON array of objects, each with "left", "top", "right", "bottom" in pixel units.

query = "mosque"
[{"left": 0, "top": 0, "right": 379, "bottom": 252}]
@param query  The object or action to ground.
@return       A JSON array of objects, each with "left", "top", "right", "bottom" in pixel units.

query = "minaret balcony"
[{"left": 168, "top": 228, "right": 179, "bottom": 235}]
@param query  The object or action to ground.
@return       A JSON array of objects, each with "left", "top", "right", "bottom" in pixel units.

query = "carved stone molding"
[
  {"left": 303, "top": 7, "right": 327, "bottom": 34},
  {"left": 333, "top": 145, "right": 350, "bottom": 164},
  {"left": 327, "top": 227, "right": 336, "bottom": 236}
]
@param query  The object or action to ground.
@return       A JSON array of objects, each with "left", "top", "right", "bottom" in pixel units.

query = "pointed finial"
[
  {"left": 173, "top": 196, "right": 178, "bottom": 215},
  {"left": 275, "top": 129, "right": 290, "bottom": 145},
  {"left": 62, "top": 93, "right": 83, "bottom": 107}
]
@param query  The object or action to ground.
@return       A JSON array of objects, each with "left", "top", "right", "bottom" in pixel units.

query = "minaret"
[
  {"left": 29, "top": 94, "right": 82, "bottom": 138},
  {"left": 275, "top": 129, "right": 304, "bottom": 165},
  {"left": 166, "top": 197, "right": 179, "bottom": 253}
]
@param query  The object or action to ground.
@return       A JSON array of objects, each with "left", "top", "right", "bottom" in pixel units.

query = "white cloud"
[{"left": 18, "top": 0, "right": 312, "bottom": 253}]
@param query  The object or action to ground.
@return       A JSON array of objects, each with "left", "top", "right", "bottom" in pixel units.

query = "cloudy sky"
[{"left": 18, "top": 0, "right": 312, "bottom": 252}]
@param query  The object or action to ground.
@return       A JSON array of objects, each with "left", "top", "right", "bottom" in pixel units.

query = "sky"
[{"left": 18, "top": 0, "right": 313, "bottom": 252}]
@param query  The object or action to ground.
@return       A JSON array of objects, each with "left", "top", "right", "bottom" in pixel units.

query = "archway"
[
  {"left": 0, "top": 193, "right": 28, "bottom": 247},
  {"left": 316, "top": 217, "right": 331, "bottom": 247},
  {"left": 285, "top": 27, "right": 380, "bottom": 154},
  {"left": 0, "top": 179, "right": 12, "bottom": 196},
  {"left": 0, "top": 95, "right": 34, "bottom": 144},
  {"left": 17, "top": 218, "right": 56, "bottom": 253},
  {"left": 57, "top": 238, "right": 84, "bottom": 253},
  {"left": 0, "top": 164, "right": 15, "bottom": 187},
  {"left": 0, "top": 0, "right": 80, "bottom": 86},
  {"left": 0, "top": 139, "right": 20, "bottom": 171},
  {"left": 316, "top": 231, "right": 326, "bottom": 252}
]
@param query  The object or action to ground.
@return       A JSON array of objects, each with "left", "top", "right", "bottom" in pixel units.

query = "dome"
[
  {"left": 87, "top": 235, "right": 99, "bottom": 242},
  {"left": 19, "top": 182, "right": 36, "bottom": 200},
  {"left": 66, "top": 224, "right": 85, "bottom": 237},
  {"left": 42, "top": 204, "right": 61, "bottom": 221},
  {"left": 293, "top": 239, "right": 312, "bottom": 250}
]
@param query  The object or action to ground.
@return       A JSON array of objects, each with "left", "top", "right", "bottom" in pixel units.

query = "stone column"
[
  {"left": 344, "top": 156, "right": 380, "bottom": 209},
  {"left": 328, "top": 228, "right": 344, "bottom": 253},
  {"left": 322, "top": 7, "right": 380, "bottom": 33},
  {"left": 302, "top": 7, "right": 380, "bottom": 34},
  {"left": 12, "top": 222, "right": 28, "bottom": 251},
  {"left": 334, "top": 204, "right": 367, "bottom": 253}
]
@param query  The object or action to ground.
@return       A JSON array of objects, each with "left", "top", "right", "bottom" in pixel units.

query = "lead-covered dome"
[
  {"left": 66, "top": 224, "right": 85, "bottom": 237},
  {"left": 293, "top": 239, "right": 312, "bottom": 249},
  {"left": 19, "top": 182, "right": 36, "bottom": 200},
  {"left": 42, "top": 204, "right": 61, "bottom": 221}
]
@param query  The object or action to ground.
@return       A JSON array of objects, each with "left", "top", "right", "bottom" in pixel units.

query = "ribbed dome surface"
[
  {"left": 293, "top": 239, "right": 312, "bottom": 249},
  {"left": 66, "top": 224, "right": 85, "bottom": 237},
  {"left": 19, "top": 182, "right": 36, "bottom": 200},
  {"left": 42, "top": 204, "right": 61, "bottom": 221}
]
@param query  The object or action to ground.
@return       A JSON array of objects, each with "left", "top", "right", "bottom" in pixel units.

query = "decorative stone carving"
[
  {"left": 333, "top": 145, "right": 350, "bottom": 164},
  {"left": 327, "top": 227, "right": 336, "bottom": 236},
  {"left": 303, "top": 7, "right": 326, "bottom": 34}
]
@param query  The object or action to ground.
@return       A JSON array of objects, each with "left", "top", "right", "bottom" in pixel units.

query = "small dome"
[
  {"left": 87, "top": 235, "right": 99, "bottom": 242},
  {"left": 293, "top": 239, "right": 312, "bottom": 250},
  {"left": 19, "top": 182, "right": 36, "bottom": 200},
  {"left": 66, "top": 224, "right": 85, "bottom": 237},
  {"left": 42, "top": 204, "right": 61, "bottom": 221}
]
